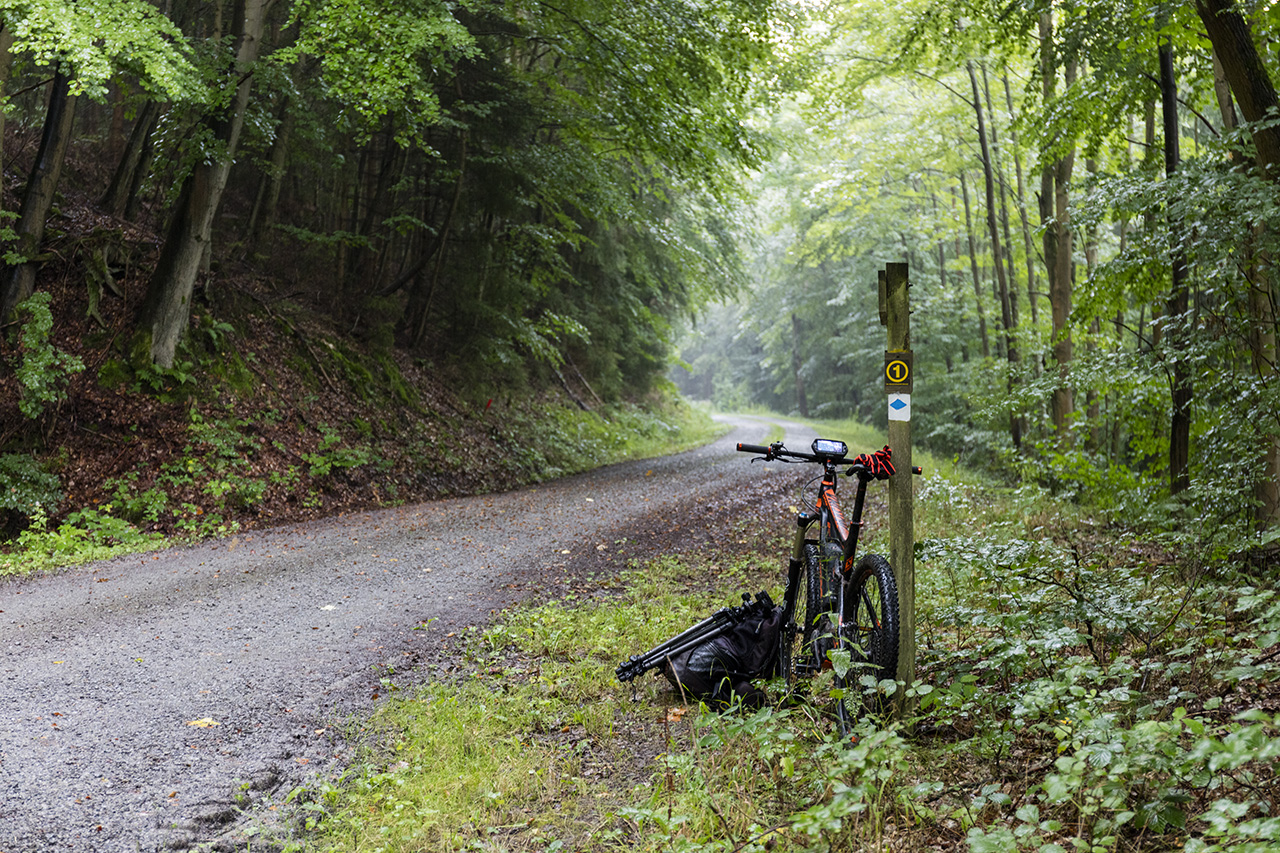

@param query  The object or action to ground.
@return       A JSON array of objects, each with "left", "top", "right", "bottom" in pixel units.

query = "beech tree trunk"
[
  {"left": 969, "top": 60, "right": 1020, "bottom": 450},
  {"left": 1195, "top": 0, "right": 1280, "bottom": 525},
  {"left": 1085, "top": 159, "right": 1102, "bottom": 451},
  {"left": 244, "top": 96, "right": 293, "bottom": 256},
  {"left": 406, "top": 131, "right": 468, "bottom": 348},
  {"left": 984, "top": 65, "right": 1021, "bottom": 333},
  {"left": 138, "top": 0, "right": 268, "bottom": 367},
  {"left": 1004, "top": 73, "right": 1039, "bottom": 329},
  {"left": 1160, "top": 36, "right": 1192, "bottom": 495},
  {"left": 1040, "top": 12, "right": 1076, "bottom": 436},
  {"left": 1196, "top": 0, "right": 1280, "bottom": 177},
  {"left": 102, "top": 100, "right": 162, "bottom": 218},
  {"left": 1049, "top": 142, "right": 1076, "bottom": 435},
  {"left": 0, "top": 24, "right": 14, "bottom": 201},
  {"left": 959, "top": 171, "right": 990, "bottom": 359},
  {"left": 1, "top": 73, "right": 78, "bottom": 322}
]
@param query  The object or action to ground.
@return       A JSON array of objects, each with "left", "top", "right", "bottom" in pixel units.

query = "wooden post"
[{"left": 882, "top": 262, "right": 915, "bottom": 711}]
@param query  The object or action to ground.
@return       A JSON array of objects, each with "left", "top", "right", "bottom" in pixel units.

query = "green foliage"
[
  {"left": 909, "top": 485, "right": 1280, "bottom": 853},
  {"left": 0, "top": 503, "right": 164, "bottom": 575},
  {"left": 0, "top": 0, "right": 198, "bottom": 99},
  {"left": 0, "top": 452, "right": 63, "bottom": 525},
  {"left": 302, "top": 424, "right": 376, "bottom": 479},
  {"left": 7, "top": 292, "right": 85, "bottom": 421},
  {"left": 280, "top": 0, "right": 479, "bottom": 142},
  {"left": 132, "top": 358, "right": 198, "bottom": 400}
]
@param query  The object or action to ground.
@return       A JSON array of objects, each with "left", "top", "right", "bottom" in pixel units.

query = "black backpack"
[{"left": 660, "top": 601, "right": 783, "bottom": 708}]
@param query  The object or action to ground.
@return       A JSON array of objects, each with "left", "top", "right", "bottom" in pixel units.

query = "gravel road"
[{"left": 1, "top": 415, "right": 817, "bottom": 852}]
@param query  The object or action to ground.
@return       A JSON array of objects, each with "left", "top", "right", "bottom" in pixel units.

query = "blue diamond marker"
[{"left": 889, "top": 399, "right": 907, "bottom": 411}]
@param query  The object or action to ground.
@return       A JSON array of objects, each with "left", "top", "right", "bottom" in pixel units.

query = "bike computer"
[{"left": 811, "top": 438, "right": 847, "bottom": 459}]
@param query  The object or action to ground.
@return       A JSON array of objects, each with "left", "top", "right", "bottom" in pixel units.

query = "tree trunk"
[
  {"left": 1196, "top": 0, "right": 1280, "bottom": 527},
  {"left": 1161, "top": 35, "right": 1192, "bottom": 495},
  {"left": 1004, "top": 73, "right": 1038, "bottom": 328},
  {"left": 102, "top": 100, "right": 162, "bottom": 218},
  {"left": 1054, "top": 140, "right": 1075, "bottom": 438},
  {"left": 1211, "top": 51, "right": 1239, "bottom": 140},
  {"left": 408, "top": 131, "right": 468, "bottom": 347},
  {"left": 959, "top": 171, "right": 990, "bottom": 359},
  {"left": 984, "top": 64, "right": 1021, "bottom": 333},
  {"left": 138, "top": 0, "right": 267, "bottom": 367},
  {"left": 969, "top": 60, "right": 1020, "bottom": 450},
  {"left": 1039, "top": 12, "right": 1077, "bottom": 437},
  {"left": 1085, "top": 158, "right": 1102, "bottom": 451},
  {"left": 1050, "top": 138, "right": 1076, "bottom": 436},
  {"left": 790, "top": 312, "right": 809, "bottom": 418},
  {"left": 0, "top": 23, "right": 15, "bottom": 207},
  {"left": 1, "top": 73, "right": 78, "bottom": 322},
  {"left": 1252, "top": 284, "right": 1280, "bottom": 526},
  {"left": 244, "top": 96, "right": 293, "bottom": 255},
  {"left": 932, "top": 192, "right": 947, "bottom": 295},
  {"left": 342, "top": 127, "right": 400, "bottom": 302},
  {"left": 1195, "top": 0, "right": 1280, "bottom": 178},
  {"left": 124, "top": 110, "right": 162, "bottom": 222}
]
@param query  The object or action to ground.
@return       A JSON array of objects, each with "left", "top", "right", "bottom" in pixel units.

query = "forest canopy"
[
  {"left": 673, "top": 0, "right": 1280, "bottom": 537},
  {"left": 0, "top": 0, "right": 792, "bottom": 389}
]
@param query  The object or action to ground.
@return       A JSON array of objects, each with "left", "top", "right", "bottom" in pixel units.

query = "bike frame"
[
  {"left": 765, "top": 455, "right": 872, "bottom": 679},
  {"left": 796, "top": 458, "right": 872, "bottom": 573},
  {"left": 737, "top": 439, "right": 897, "bottom": 682}
]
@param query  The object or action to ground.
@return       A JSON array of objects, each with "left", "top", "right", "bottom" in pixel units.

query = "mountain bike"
[{"left": 737, "top": 438, "right": 917, "bottom": 732}]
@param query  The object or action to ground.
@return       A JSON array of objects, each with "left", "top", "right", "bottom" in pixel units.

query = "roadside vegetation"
[
  {"left": 0, "top": 275, "right": 722, "bottom": 575},
  {"left": 255, "top": 416, "right": 1278, "bottom": 853}
]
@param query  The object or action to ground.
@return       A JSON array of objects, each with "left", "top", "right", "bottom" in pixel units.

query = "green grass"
[{"left": 507, "top": 389, "right": 729, "bottom": 482}]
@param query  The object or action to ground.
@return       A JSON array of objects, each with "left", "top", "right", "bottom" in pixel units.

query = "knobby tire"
[
  {"left": 809, "top": 539, "right": 841, "bottom": 670},
  {"left": 781, "top": 541, "right": 834, "bottom": 690}
]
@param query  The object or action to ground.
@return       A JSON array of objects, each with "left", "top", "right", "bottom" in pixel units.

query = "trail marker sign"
[{"left": 884, "top": 351, "right": 913, "bottom": 392}]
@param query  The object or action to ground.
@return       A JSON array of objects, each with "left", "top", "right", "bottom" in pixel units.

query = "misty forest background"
[{"left": 0, "top": 0, "right": 1278, "bottom": 553}]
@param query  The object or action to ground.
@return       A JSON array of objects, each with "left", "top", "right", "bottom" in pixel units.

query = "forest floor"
[{"left": 1, "top": 257, "right": 558, "bottom": 539}]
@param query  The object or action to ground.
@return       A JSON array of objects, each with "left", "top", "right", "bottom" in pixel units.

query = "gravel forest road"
[{"left": 1, "top": 414, "right": 812, "bottom": 852}]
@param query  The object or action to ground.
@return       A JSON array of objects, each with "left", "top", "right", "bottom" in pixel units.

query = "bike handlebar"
[
  {"left": 736, "top": 441, "right": 923, "bottom": 476},
  {"left": 736, "top": 442, "right": 774, "bottom": 456}
]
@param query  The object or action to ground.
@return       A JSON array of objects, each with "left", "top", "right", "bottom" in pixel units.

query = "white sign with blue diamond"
[{"left": 888, "top": 393, "right": 910, "bottom": 422}]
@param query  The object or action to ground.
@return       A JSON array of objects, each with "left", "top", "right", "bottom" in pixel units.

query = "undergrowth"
[
  {"left": 269, "top": 440, "right": 1278, "bottom": 853},
  {"left": 1, "top": 305, "right": 722, "bottom": 576}
]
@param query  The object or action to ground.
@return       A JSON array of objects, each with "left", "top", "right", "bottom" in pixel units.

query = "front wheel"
[
  {"left": 780, "top": 541, "right": 836, "bottom": 690},
  {"left": 808, "top": 540, "right": 841, "bottom": 675},
  {"left": 835, "top": 552, "right": 900, "bottom": 728}
]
